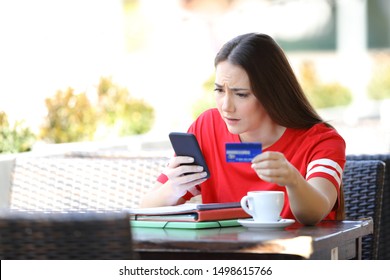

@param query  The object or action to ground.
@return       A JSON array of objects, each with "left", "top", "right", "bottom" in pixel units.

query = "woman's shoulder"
[
  {"left": 189, "top": 108, "right": 230, "bottom": 137},
  {"left": 284, "top": 123, "right": 345, "bottom": 150},
  {"left": 292, "top": 123, "right": 342, "bottom": 139},
  {"left": 297, "top": 123, "right": 346, "bottom": 151},
  {"left": 192, "top": 108, "right": 223, "bottom": 127},
  {"left": 284, "top": 123, "right": 346, "bottom": 167},
  {"left": 311, "top": 123, "right": 344, "bottom": 140},
  {"left": 196, "top": 108, "right": 220, "bottom": 120}
]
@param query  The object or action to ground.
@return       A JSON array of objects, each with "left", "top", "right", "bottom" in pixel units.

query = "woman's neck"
[{"left": 239, "top": 123, "right": 286, "bottom": 149}]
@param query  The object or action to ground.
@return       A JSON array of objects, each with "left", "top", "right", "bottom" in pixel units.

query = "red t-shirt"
[{"left": 159, "top": 108, "right": 346, "bottom": 220}]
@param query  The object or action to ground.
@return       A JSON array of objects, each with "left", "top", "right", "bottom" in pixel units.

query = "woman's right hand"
[
  {"left": 139, "top": 156, "right": 209, "bottom": 208},
  {"left": 162, "top": 156, "right": 208, "bottom": 198}
]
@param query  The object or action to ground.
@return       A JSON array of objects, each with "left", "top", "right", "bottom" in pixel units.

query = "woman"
[{"left": 140, "top": 33, "right": 346, "bottom": 225}]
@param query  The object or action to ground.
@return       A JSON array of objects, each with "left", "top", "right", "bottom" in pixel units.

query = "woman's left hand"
[{"left": 251, "top": 151, "right": 299, "bottom": 187}]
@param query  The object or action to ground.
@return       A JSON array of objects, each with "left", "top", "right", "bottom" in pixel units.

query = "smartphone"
[{"left": 169, "top": 132, "right": 210, "bottom": 178}]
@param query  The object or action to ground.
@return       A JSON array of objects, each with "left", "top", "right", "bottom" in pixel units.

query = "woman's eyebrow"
[{"left": 214, "top": 83, "right": 250, "bottom": 91}]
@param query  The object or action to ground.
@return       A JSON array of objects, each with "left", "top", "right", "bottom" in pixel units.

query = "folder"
[
  {"left": 131, "top": 219, "right": 241, "bottom": 229},
  {"left": 129, "top": 202, "right": 250, "bottom": 222}
]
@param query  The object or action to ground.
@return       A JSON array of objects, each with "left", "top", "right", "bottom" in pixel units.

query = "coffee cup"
[{"left": 240, "top": 191, "right": 284, "bottom": 222}]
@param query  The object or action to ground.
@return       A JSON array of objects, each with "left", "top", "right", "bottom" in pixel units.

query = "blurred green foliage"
[
  {"left": 40, "top": 77, "right": 155, "bottom": 143},
  {"left": 299, "top": 61, "right": 353, "bottom": 108},
  {"left": 96, "top": 77, "right": 154, "bottom": 137},
  {"left": 0, "top": 111, "right": 36, "bottom": 153},
  {"left": 192, "top": 73, "right": 216, "bottom": 119},
  {"left": 40, "top": 88, "right": 97, "bottom": 143},
  {"left": 367, "top": 56, "right": 390, "bottom": 100}
]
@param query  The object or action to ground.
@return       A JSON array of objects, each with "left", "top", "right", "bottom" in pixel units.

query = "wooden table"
[{"left": 132, "top": 219, "right": 373, "bottom": 260}]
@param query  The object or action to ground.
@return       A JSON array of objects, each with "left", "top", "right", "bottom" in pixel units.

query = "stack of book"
[{"left": 128, "top": 202, "right": 250, "bottom": 229}]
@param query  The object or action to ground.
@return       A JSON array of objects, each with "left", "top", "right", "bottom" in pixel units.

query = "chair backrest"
[
  {"left": 9, "top": 156, "right": 169, "bottom": 212},
  {"left": 346, "top": 154, "right": 390, "bottom": 260},
  {"left": 0, "top": 211, "right": 135, "bottom": 259},
  {"left": 342, "top": 159, "right": 385, "bottom": 260}
]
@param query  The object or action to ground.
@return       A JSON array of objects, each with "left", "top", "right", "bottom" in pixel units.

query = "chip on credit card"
[{"left": 225, "top": 143, "right": 262, "bottom": 163}]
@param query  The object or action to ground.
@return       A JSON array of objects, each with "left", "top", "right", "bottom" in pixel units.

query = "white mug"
[{"left": 240, "top": 191, "right": 284, "bottom": 222}]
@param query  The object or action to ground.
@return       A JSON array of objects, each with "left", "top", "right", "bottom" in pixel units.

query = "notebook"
[
  {"left": 131, "top": 219, "right": 241, "bottom": 229},
  {"left": 129, "top": 202, "right": 250, "bottom": 222}
]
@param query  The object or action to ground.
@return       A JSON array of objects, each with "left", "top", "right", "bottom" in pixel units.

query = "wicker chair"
[
  {"left": 0, "top": 211, "right": 135, "bottom": 259},
  {"left": 346, "top": 154, "right": 390, "bottom": 260},
  {"left": 9, "top": 156, "right": 169, "bottom": 212},
  {"left": 342, "top": 159, "right": 385, "bottom": 260}
]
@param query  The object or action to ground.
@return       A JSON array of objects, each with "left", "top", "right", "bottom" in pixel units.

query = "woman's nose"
[{"left": 222, "top": 94, "right": 235, "bottom": 113}]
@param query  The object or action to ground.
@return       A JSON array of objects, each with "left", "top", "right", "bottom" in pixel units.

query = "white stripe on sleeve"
[
  {"left": 306, "top": 166, "right": 341, "bottom": 186},
  {"left": 306, "top": 158, "right": 343, "bottom": 186}
]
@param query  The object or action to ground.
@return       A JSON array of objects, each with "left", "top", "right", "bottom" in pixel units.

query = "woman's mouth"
[{"left": 224, "top": 117, "right": 240, "bottom": 125}]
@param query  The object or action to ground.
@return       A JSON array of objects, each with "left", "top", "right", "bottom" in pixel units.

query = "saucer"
[{"left": 237, "top": 218, "right": 295, "bottom": 229}]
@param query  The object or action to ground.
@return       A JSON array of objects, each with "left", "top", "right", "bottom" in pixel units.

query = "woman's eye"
[
  {"left": 213, "top": 88, "right": 223, "bottom": 93},
  {"left": 236, "top": 93, "right": 249, "bottom": 98}
]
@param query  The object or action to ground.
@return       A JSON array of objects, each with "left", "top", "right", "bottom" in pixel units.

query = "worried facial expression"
[{"left": 215, "top": 61, "right": 268, "bottom": 141}]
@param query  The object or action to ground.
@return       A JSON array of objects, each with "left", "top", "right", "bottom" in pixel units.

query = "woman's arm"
[
  {"left": 251, "top": 151, "right": 338, "bottom": 225},
  {"left": 285, "top": 177, "right": 337, "bottom": 225},
  {"left": 139, "top": 156, "right": 208, "bottom": 208}
]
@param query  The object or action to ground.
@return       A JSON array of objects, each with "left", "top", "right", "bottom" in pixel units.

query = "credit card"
[{"left": 225, "top": 143, "right": 262, "bottom": 163}]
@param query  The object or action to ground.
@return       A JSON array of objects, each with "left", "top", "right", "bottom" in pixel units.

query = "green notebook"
[{"left": 131, "top": 219, "right": 241, "bottom": 229}]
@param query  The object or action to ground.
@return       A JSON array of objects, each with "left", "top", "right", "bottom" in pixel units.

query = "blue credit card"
[{"left": 225, "top": 143, "right": 262, "bottom": 163}]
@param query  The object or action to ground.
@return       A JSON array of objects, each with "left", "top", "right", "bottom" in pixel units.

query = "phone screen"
[{"left": 169, "top": 132, "right": 210, "bottom": 178}]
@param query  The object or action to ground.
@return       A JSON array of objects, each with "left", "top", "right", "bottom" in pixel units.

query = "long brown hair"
[{"left": 214, "top": 33, "right": 325, "bottom": 129}]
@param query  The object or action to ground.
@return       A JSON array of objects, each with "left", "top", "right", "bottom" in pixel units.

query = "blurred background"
[{"left": 0, "top": 0, "right": 389, "bottom": 156}]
